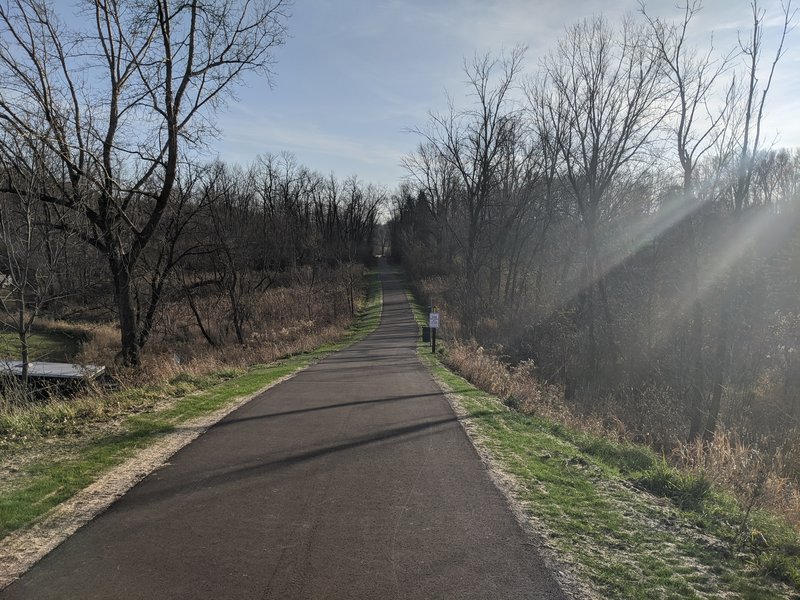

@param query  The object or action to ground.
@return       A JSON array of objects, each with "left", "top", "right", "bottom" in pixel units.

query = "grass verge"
[
  {"left": 404, "top": 284, "right": 800, "bottom": 599},
  {"left": 0, "top": 273, "right": 382, "bottom": 540}
]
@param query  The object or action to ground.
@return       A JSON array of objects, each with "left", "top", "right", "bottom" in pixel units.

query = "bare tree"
[
  {"left": 204, "top": 163, "right": 277, "bottom": 345},
  {"left": 642, "top": 0, "right": 738, "bottom": 440},
  {"left": 402, "top": 141, "right": 462, "bottom": 267},
  {"left": 135, "top": 162, "right": 213, "bottom": 351},
  {"left": 0, "top": 0, "right": 289, "bottom": 366},
  {"left": 0, "top": 139, "right": 69, "bottom": 386},
  {"left": 732, "top": 0, "right": 796, "bottom": 212},
  {"left": 704, "top": 0, "right": 796, "bottom": 440},
  {"left": 406, "top": 47, "right": 526, "bottom": 335},
  {"left": 542, "top": 16, "right": 667, "bottom": 380}
]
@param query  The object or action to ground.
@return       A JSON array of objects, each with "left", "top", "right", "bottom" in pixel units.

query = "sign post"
[{"left": 428, "top": 309, "right": 440, "bottom": 354}]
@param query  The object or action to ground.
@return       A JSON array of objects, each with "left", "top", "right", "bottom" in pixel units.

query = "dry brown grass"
[
  {"left": 443, "top": 340, "right": 612, "bottom": 436},
  {"left": 75, "top": 323, "right": 118, "bottom": 365},
  {"left": 443, "top": 338, "right": 800, "bottom": 532},
  {"left": 75, "top": 264, "right": 366, "bottom": 387},
  {"left": 673, "top": 431, "right": 800, "bottom": 530}
]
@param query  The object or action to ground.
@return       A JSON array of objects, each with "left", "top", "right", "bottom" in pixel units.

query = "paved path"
[{"left": 2, "top": 264, "right": 566, "bottom": 599}]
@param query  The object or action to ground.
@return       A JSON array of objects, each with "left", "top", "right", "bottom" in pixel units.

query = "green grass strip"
[{"left": 0, "top": 274, "right": 382, "bottom": 539}]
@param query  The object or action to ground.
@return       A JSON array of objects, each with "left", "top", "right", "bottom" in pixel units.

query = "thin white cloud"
[{"left": 213, "top": 107, "right": 408, "bottom": 184}]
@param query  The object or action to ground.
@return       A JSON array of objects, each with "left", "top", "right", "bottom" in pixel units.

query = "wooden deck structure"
[{"left": 0, "top": 360, "right": 105, "bottom": 381}]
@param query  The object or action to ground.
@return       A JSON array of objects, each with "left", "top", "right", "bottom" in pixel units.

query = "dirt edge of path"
[
  {"left": 425, "top": 364, "right": 597, "bottom": 600},
  {"left": 0, "top": 370, "right": 301, "bottom": 590}
]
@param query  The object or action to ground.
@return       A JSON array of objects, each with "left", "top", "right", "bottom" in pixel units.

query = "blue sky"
[
  {"left": 54, "top": 0, "right": 800, "bottom": 188},
  {"left": 215, "top": 0, "right": 635, "bottom": 185}
]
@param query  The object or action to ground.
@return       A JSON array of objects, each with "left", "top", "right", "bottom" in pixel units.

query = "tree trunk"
[
  {"left": 584, "top": 223, "right": 599, "bottom": 382},
  {"left": 686, "top": 297, "right": 706, "bottom": 441},
  {"left": 138, "top": 277, "right": 167, "bottom": 350},
  {"left": 110, "top": 257, "right": 140, "bottom": 367},
  {"left": 230, "top": 284, "right": 246, "bottom": 345},
  {"left": 463, "top": 243, "right": 478, "bottom": 338},
  {"left": 686, "top": 225, "right": 706, "bottom": 441},
  {"left": 18, "top": 296, "right": 29, "bottom": 389},
  {"left": 186, "top": 290, "right": 218, "bottom": 347},
  {"left": 597, "top": 274, "right": 619, "bottom": 377},
  {"left": 704, "top": 279, "right": 731, "bottom": 443},
  {"left": 703, "top": 207, "right": 742, "bottom": 442}
]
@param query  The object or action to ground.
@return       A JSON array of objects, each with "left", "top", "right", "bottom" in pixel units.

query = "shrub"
[
  {"left": 756, "top": 551, "right": 800, "bottom": 587},
  {"left": 636, "top": 461, "right": 712, "bottom": 512},
  {"left": 578, "top": 437, "right": 655, "bottom": 474}
]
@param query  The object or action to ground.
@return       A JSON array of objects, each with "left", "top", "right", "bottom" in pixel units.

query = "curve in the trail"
[{"left": 2, "top": 263, "right": 566, "bottom": 600}]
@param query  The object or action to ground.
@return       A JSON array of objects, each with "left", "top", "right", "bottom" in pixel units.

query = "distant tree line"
[
  {"left": 392, "top": 1, "right": 800, "bottom": 447},
  {"left": 0, "top": 150, "right": 380, "bottom": 366},
  {"left": 0, "top": 0, "right": 380, "bottom": 370}
]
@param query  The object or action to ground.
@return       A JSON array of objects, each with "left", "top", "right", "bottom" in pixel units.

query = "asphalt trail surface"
[{"left": 3, "top": 264, "right": 566, "bottom": 599}]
